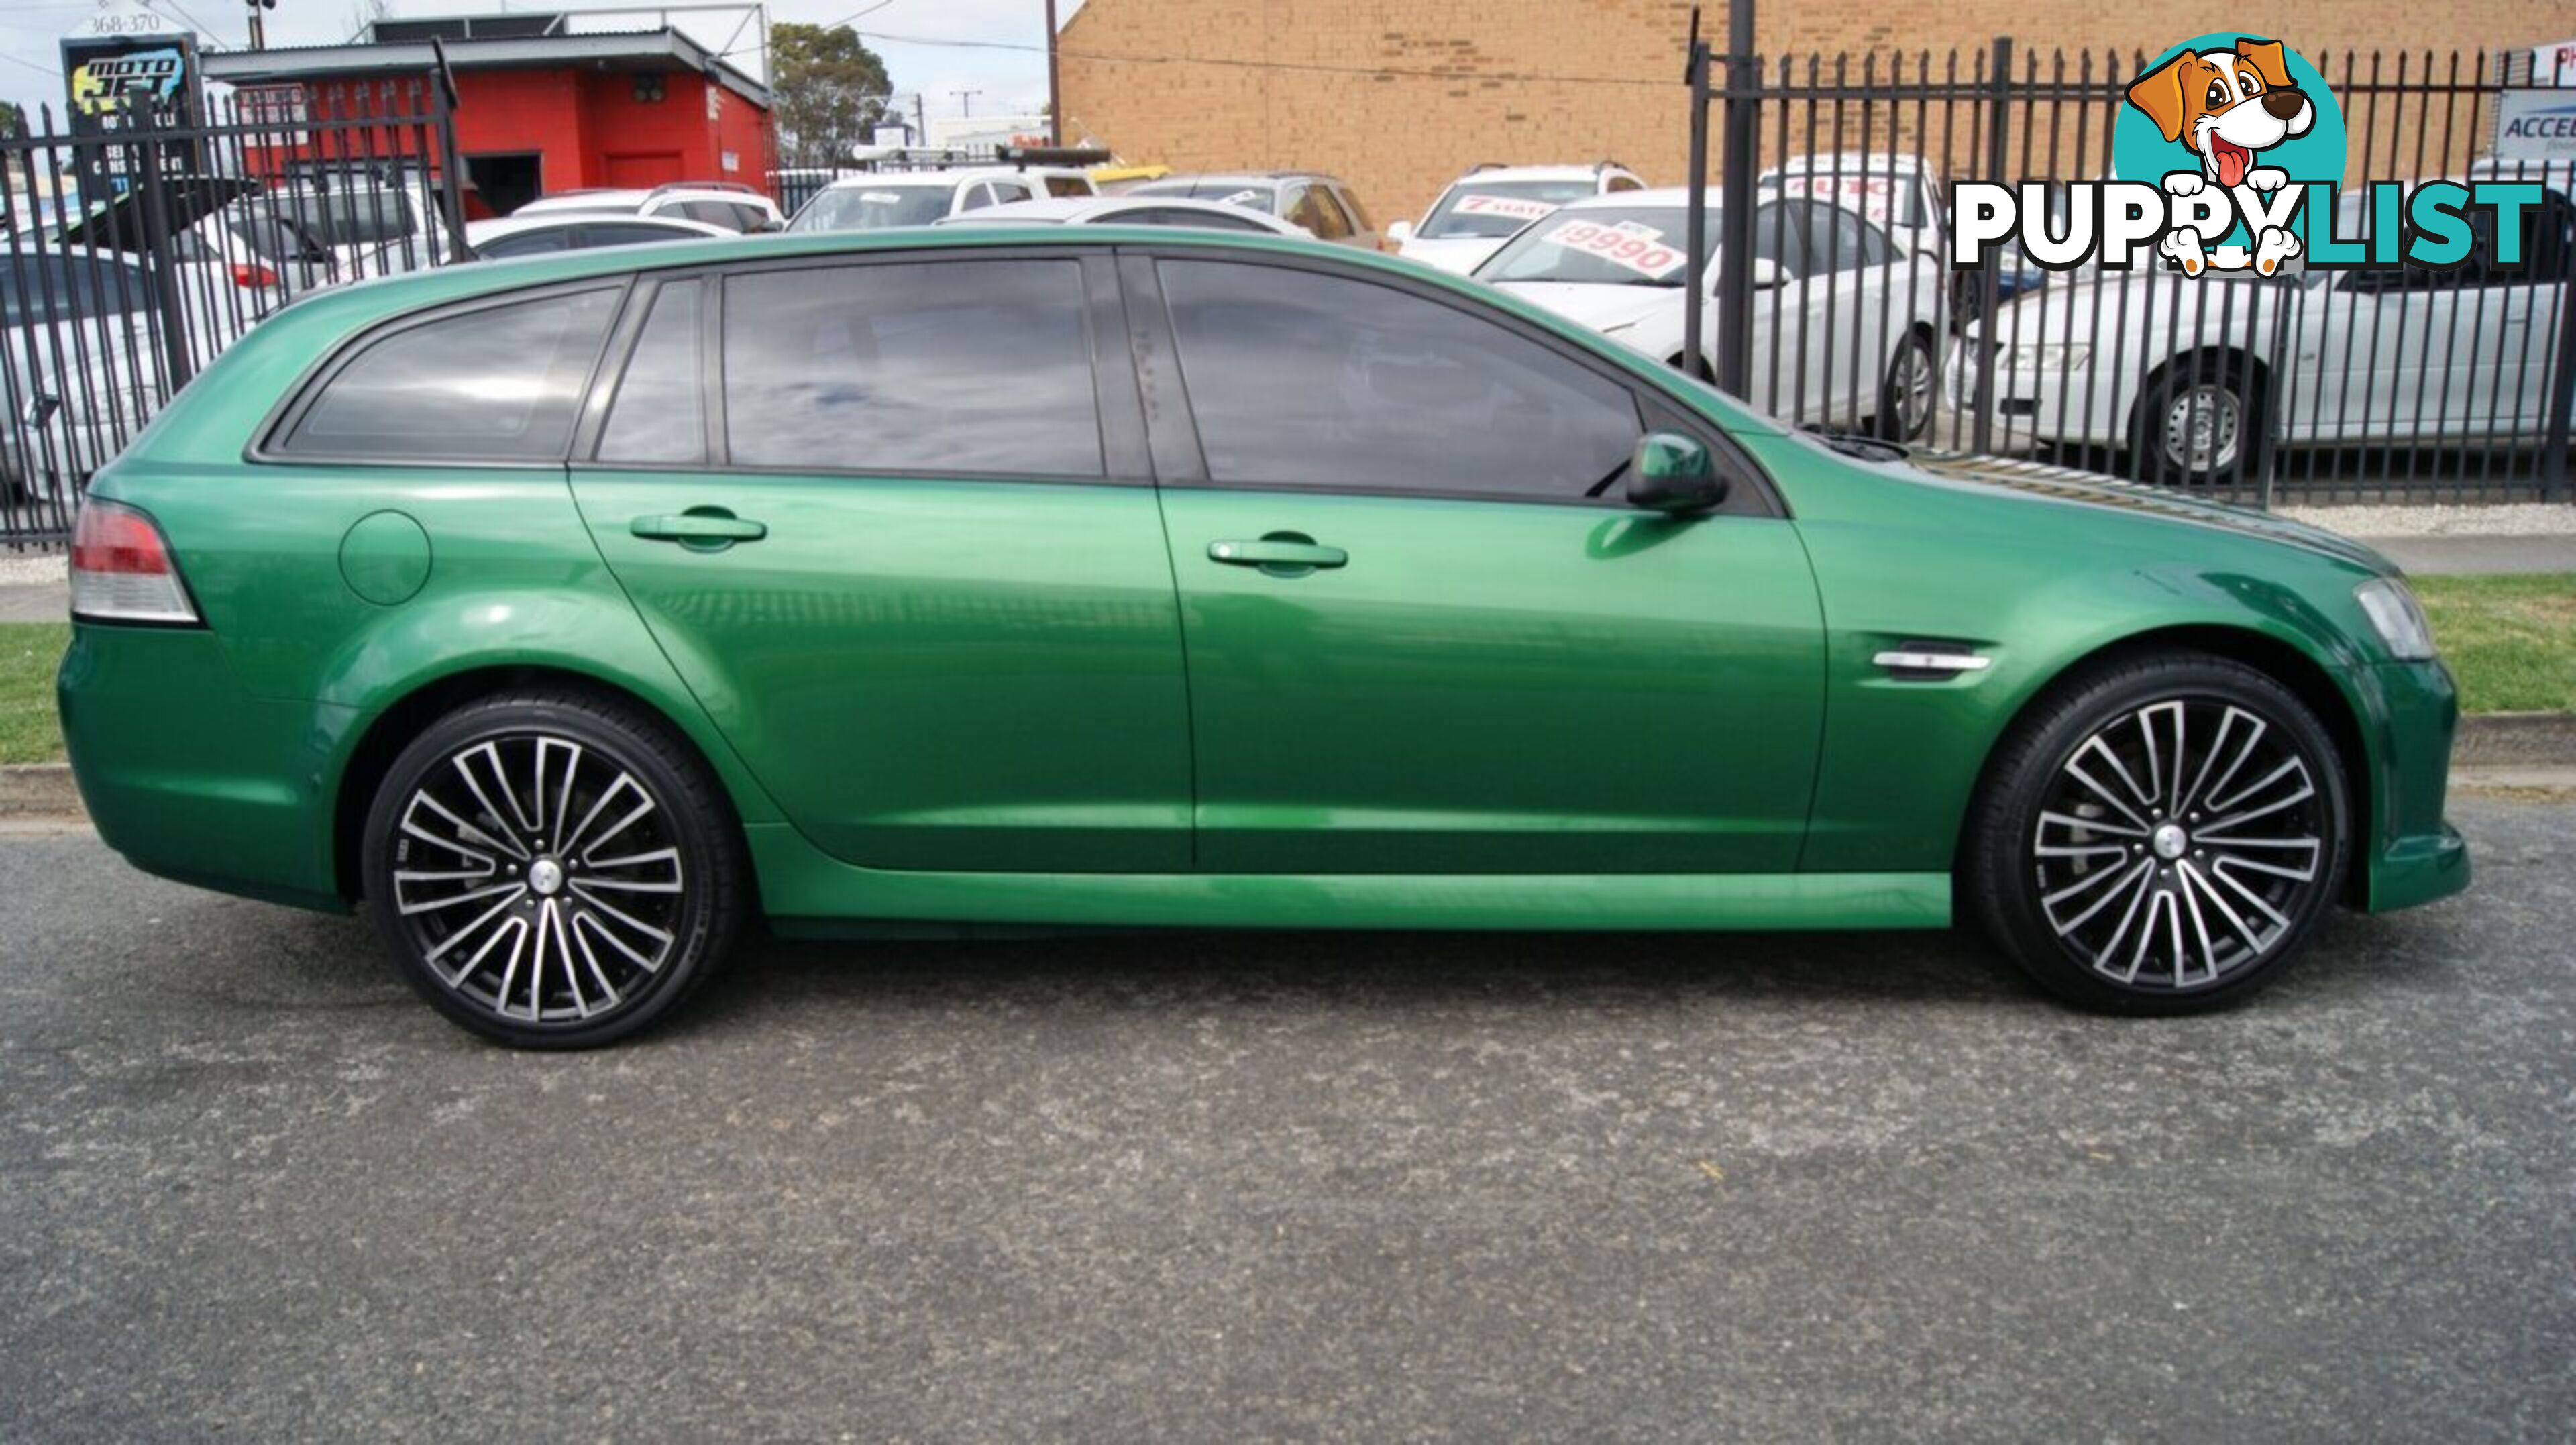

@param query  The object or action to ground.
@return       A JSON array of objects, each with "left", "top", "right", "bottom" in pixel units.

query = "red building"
[{"left": 204, "top": 13, "right": 775, "bottom": 217}]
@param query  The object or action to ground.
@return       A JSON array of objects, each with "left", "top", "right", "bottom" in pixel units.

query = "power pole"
[
  {"left": 1044, "top": 0, "right": 1061, "bottom": 144},
  {"left": 951, "top": 88, "right": 979, "bottom": 118},
  {"left": 246, "top": 0, "right": 275, "bottom": 50}
]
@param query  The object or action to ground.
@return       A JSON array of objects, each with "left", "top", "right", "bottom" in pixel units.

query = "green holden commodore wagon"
[{"left": 58, "top": 227, "right": 2466, "bottom": 1047}]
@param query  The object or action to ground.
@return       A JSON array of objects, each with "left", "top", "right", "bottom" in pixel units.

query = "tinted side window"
[
  {"left": 1281, "top": 186, "right": 1328, "bottom": 234},
  {"left": 582, "top": 223, "right": 694, "bottom": 248},
  {"left": 598, "top": 279, "right": 704, "bottom": 464},
  {"left": 1043, "top": 175, "right": 1091, "bottom": 198},
  {"left": 282, "top": 288, "right": 619, "bottom": 461},
  {"left": 1856, "top": 216, "right": 1895, "bottom": 266},
  {"left": 957, "top": 184, "right": 996, "bottom": 212},
  {"left": 1751, "top": 201, "right": 1806, "bottom": 277},
  {"left": 1606, "top": 175, "right": 1643, "bottom": 193},
  {"left": 479, "top": 227, "right": 572, "bottom": 258},
  {"left": 723, "top": 259, "right": 1102, "bottom": 476},
  {"left": 1806, "top": 202, "right": 1866, "bottom": 272},
  {"left": 1118, "top": 207, "right": 1271, "bottom": 233},
  {"left": 1157, "top": 259, "right": 1641, "bottom": 500}
]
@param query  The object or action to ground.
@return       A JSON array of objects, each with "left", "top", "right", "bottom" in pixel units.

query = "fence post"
[
  {"left": 1970, "top": 35, "right": 2012, "bottom": 456},
  {"left": 1713, "top": 0, "right": 1760, "bottom": 397},
  {"left": 2544, "top": 274, "right": 2576, "bottom": 503},
  {"left": 132, "top": 115, "right": 193, "bottom": 392},
  {"left": 1682, "top": 8, "right": 1710, "bottom": 384},
  {"left": 428, "top": 40, "right": 472, "bottom": 262}
]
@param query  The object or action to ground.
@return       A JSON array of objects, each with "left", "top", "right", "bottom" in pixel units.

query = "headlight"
[
  {"left": 2000, "top": 342, "right": 2089, "bottom": 370},
  {"left": 2355, "top": 578, "right": 2437, "bottom": 661}
]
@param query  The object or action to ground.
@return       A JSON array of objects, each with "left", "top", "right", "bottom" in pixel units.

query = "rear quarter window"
[{"left": 274, "top": 286, "right": 621, "bottom": 462}]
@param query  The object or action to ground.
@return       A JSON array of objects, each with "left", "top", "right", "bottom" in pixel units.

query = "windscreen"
[
  {"left": 1417, "top": 178, "right": 1595, "bottom": 239},
  {"left": 1474, "top": 206, "right": 1697, "bottom": 286},
  {"left": 788, "top": 184, "right": 955, "bottom": 233}
]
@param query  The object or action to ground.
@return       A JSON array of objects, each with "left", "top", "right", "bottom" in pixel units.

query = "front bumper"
[{"left": 2357, "top": 658, "right": 2469, "bottom": 914}]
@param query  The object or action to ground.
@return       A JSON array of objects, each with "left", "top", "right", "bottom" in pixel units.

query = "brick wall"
[{"left": 1059, "top": 0, "right": 2571, "bottom": 225}]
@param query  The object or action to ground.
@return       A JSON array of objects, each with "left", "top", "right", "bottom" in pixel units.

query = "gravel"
[
  {"left": 0, "top": 553, "right": 66, "bottom": 587},
  {"left": 2277, "top": 502, "right": 2576, "bottom": 539}
]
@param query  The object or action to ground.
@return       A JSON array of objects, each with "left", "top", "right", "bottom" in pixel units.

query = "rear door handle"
[
  {"left": 1208, "top": 537, "right": 1347, "bottom": 570},
  {"left": 631, "top": 511, "right": 767, "bottom": 545}
]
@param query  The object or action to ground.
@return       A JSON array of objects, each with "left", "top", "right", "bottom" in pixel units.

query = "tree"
[
  {"left": 0, "top": 101, "right": 26, "bottom": 138},
  {"left": 769, "top": 23, "right": 892, "bottom": 167}
]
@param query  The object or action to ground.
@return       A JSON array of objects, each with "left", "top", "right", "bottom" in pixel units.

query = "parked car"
[
  {"left": 786, "top": 167, "right": 1097, "bottom": 232},
  {"left": 1957, "top": 180, "right": 2575, "bottom": 486},
  {"left": 468, "top": 213, "right": 734, "bottom": 260},
  {"left": 58, "top": 225, "right": 2465, "bottom": 1045},
  {"left": 517, "top": 182, "right": 785, "bottom": 234},
  {"left": 1125, "top": 172, "right": 1381, "bottom": 248},
  {"left": 935, "top": 195, "right": 1305, "bottom": 235},
  {"left": 1758, "top": 150, "right": 2049, "bottom": 322},
  {"left": 1389, "top": 162, "right": 1646, "bottom": 274},
  {"left": 1472, "top": 188, "right": 1949, "bottom": 439},
  {"left": 1, "top": 244, "right": 247, "bottom": 506},
  {"left": 270, "top": 174, "right": 458, "bottom": 281}
]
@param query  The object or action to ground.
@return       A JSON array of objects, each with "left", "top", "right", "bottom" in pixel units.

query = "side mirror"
[
  {"left": 1625, "top": 431, "right": 1728, "bottom": 515},
  {"left": 1385, "top": 217, "right": 1415, "bottom": 244}
]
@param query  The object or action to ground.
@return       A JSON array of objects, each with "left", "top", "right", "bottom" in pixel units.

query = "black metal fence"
[
  {"left": 1688, "top": 34, "right": 2576, "bottom": 506},
  {"left": 2, "top": 81, "right": 463, "bottom": 545}
]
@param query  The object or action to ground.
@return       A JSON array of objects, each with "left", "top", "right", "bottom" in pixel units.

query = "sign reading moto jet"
[{"left": 1949, "top": 33, "right": 2553, "bottom": 278}]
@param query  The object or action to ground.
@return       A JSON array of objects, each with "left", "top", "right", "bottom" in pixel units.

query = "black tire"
[
  {"left": 1963, "top": 651, "right": 2350, "bottom": 1014},
  {"left": 1666, "top": 352, "right": 1717, "bottom": 384},
  {"left": 360, "top": 687, "right": 748, "bottom": 1048},
  {"left": 1874, "top": 327, "right": 1938, "bottom": 442},
  {"left": 2133, "top": 354, "right": 2261, "bottom": 489}
]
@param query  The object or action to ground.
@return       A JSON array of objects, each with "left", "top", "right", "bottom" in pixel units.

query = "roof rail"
[
  {"left": 647, "top": 180, "right": 759, "bottom": 197},
  {"left": 1468, "top": 162, "right": 1505, "bottom": 173}
]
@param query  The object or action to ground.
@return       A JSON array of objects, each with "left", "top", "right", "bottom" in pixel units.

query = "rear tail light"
[
  {"left": 230, "top": 262, "right": 280, "bottom": 288},
  {"left": 70, "top": 499, "right": 201, "bottom": 625}
]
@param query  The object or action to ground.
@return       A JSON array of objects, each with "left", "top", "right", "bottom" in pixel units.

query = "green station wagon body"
[{"left": 56, "top": 226, "right": 2466, "bottom": 1040}]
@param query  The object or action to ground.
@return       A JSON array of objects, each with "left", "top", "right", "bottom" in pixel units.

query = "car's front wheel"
[
  {"left": 1964, "top": 651, "right": 2350, "bottom": 1012},
  {"left": 1876, "top": 327, "right": 1939, "bottom": 442},
  {"left": 2135, "top": 354, "right": 2261, "bottom": 488},
  {"left": 360, "top": 688, "right": 747, "bottom": 1048}
]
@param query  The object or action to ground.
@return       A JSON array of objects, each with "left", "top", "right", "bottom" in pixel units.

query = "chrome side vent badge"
[{"left": 1872, "top": 643, "right": 1992, "bottom": 680}]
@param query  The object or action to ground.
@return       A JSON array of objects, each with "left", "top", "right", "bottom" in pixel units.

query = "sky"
[{"left": 0, "top": 0, "right": 1075, "bottom": 127}]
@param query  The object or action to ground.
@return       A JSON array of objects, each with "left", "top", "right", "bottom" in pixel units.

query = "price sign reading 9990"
[{"left": 1534, "top": 219, "right": 1685, "bottom": 279}]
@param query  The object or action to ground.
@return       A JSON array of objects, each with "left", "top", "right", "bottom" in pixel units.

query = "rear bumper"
[{"left": 58, "top": 623, "right": 354, "bottom": 912}]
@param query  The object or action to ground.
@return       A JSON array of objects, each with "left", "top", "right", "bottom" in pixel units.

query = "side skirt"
[{"left": 747, "top": 822, "right": 1951, "bottom": 934}]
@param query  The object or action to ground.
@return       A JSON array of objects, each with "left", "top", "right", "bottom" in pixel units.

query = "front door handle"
[
  {"left": 1209, "top": 537, "right": 1348, "bottom": 571},
  {"left": 631, "top": 511, "right": 768, "bottom": 547}
]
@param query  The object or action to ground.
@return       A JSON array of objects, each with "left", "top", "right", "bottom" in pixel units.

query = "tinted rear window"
[{"left": 280, "top": 288, "right": 619, "bottom": 461}]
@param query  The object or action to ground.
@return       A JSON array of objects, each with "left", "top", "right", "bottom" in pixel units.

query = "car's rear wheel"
[
  {"left": 1964, "top": 651, "right": 2349, "bottom": 1012},
  {"left": 360, "top": 688, "right": 747, "bottom": 1048}
]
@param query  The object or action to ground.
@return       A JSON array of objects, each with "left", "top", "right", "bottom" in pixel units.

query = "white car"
[
  {"left": 1124, "top": 172, "right": 1381, "bottom": 250},
  {"left": 934, "top": 195, "right": 1305, "bottom": 235},
  {"left": 1389, "top": 162, "right": 1646, "bottom": 274},
  {"left": 1472, "top": 188, "right": 1949, "bottom": 439},
  {"left": 516, "top": 182, "right": 785, "bottom": 233},
  {"left": 468, "top": 213, "right": 733, "bottom": 260},
  {"left": 787, "top": 168, "right": 1098, "bottom": 233},
  {"left": 1957, "top": 180, "right": 2575, "bottom": 486}
]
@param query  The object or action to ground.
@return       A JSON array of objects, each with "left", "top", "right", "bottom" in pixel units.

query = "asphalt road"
[{"left": 3, "top": 798, "right": 2570, "bottom": 1442}]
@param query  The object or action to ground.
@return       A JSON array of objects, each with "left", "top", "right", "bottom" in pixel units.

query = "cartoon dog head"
[{"left": 2126, "top": 38, "right": 2315, "bottom": 189}]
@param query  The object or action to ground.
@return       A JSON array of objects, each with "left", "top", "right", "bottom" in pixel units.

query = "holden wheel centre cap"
[
  {"left": 529, "top": 857, "right": 566, "bottom": 896},
  {"left": 2151, "top": 823, "right": 2190, "bottom": 862}
]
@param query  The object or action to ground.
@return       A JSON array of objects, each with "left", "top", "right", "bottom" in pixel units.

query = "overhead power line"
[{"left": 851, "top": 28, "right": 1672, "bottom": 88}]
